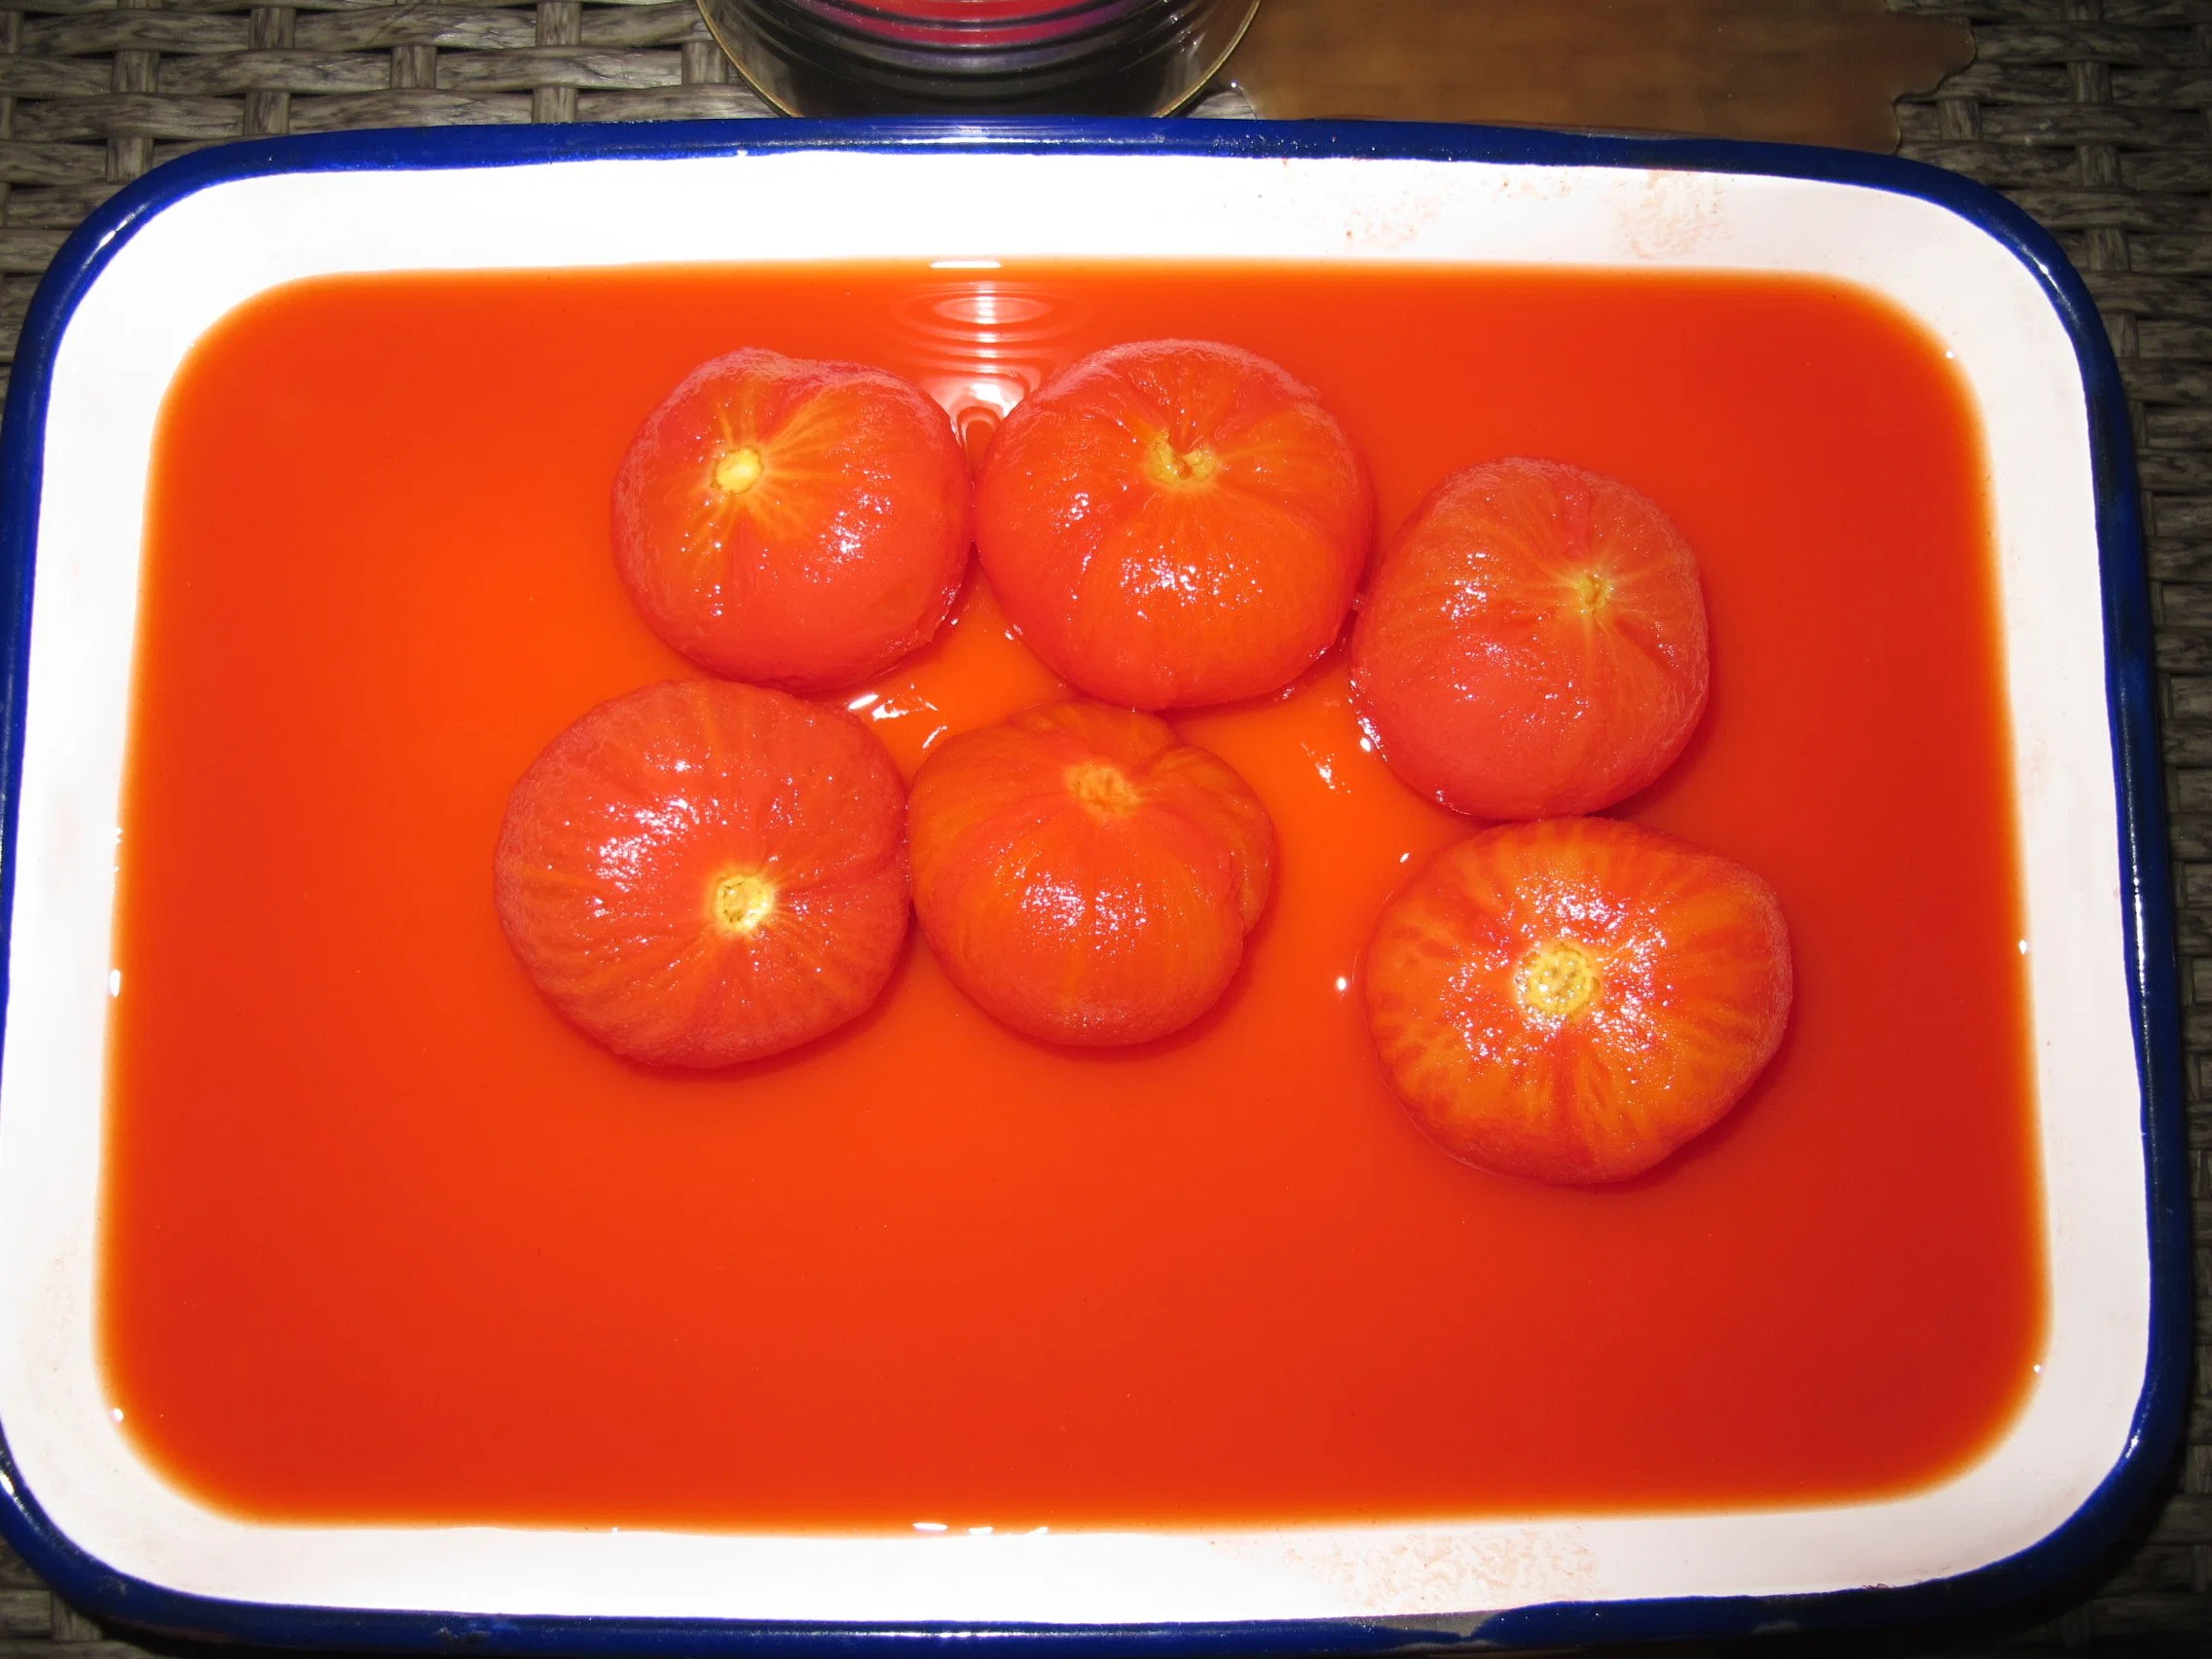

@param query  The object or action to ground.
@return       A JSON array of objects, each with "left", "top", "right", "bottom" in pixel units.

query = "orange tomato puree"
[{"left": 101, "top": 261, "right": 2043, "bottom": 1530}]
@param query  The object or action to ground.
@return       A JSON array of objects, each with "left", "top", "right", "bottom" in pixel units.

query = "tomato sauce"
[{"left": 100, "top": 261, "right": 2042, "bottom": 1530}]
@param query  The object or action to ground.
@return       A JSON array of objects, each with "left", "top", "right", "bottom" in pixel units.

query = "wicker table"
[{"left": 1, "top": 1, "right": 2209, "bottom": 1652}]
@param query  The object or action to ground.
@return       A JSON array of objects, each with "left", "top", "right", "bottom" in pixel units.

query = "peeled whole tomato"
[
  {"left": 977, "top": 339, "right": 1372, "bottom": 711},
  {"left": 1351, "top": 457, "right": 1709, "bottom": 820},
  {"left": 612, "top": 349, "right": 972, "bottom": 693},
  {"left": 1364, "top": 816, "right": 1791, "bottom": 1184},
  {"left": 495, "top": 681, "right": 909, "bottom": 1067},
  {"left": 908, "top": 700, "right": 1274, "bottom": 1046}
]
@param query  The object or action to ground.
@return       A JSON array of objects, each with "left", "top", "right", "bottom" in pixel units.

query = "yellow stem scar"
[
  {"left": 1516, "top": 940, "right": 1600, "bottom": 1020},
  {"left": 1144, "top": 433, "right": 1221, "bottom": 489},
  {"left": 1067, "top": 760, "right": 1144, "bottom": 815},
  {"left": 710, "top": 868, "right": 777, "bottom": 937},
  {"left": 715, "top": 446, "right": 765, "bottom": 495}
]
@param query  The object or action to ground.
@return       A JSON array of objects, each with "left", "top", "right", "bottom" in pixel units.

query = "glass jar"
[{"left": 696, "top": 0, "right": 1263, "bottom": 116}]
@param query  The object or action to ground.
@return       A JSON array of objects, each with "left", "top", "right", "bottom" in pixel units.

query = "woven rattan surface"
[
  {"left": 1, "top": 0, "right": 2210, "bottom": 1652},
  {"left": 0, "top": 0, "right": 777, "bottom": 402}
]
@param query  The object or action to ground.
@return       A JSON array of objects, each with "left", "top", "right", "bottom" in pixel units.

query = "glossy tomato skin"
[
  {"left": 612, "top": 349, "right": 972, "bottom": 692},
  {"left": 1364, "top": 816, "right": 1790, "bottom": 1183},
  {"left": 976, "top": 340, "right": 1372, "bottom": 711},
  {"left": 495, "top": 681, "right": 908, "bottom": 1067},
  {"left": 1350, "top": 458, "right": 1708, "bottom": 820},
  {"left": 909, "top": 701, "right": 1273, "bottom": 1046}
]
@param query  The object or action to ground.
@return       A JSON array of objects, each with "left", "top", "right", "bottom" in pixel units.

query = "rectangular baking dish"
[{"left": 0, "top": 119, "right": 2185, "bottom": 1651}]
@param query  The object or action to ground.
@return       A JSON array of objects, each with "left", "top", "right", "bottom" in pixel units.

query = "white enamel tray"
[{"left": 0, "top": 121, "right": 2184, "bottom": 1652}]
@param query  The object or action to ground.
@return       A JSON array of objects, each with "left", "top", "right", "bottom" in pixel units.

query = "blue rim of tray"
[{"left": 0, "top": 116, "right": 2185, "bottom": 1653}]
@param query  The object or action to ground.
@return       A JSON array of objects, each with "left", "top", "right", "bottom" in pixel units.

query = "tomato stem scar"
[
  {"left": 1516, "top": 939, "right": 1600, "bottom": 1020},
  {"left": 709, "top": 867, "right": 778, "bottom": 936},
  {"left": 1144, "top": 433, "right": 1221, "bottom": 489},
  {"left": 1066, "top": 761, "right": 1145, "bottom": 815},
  {"left": 714, "top": 446, "right": 765, "bottom": 495}
]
